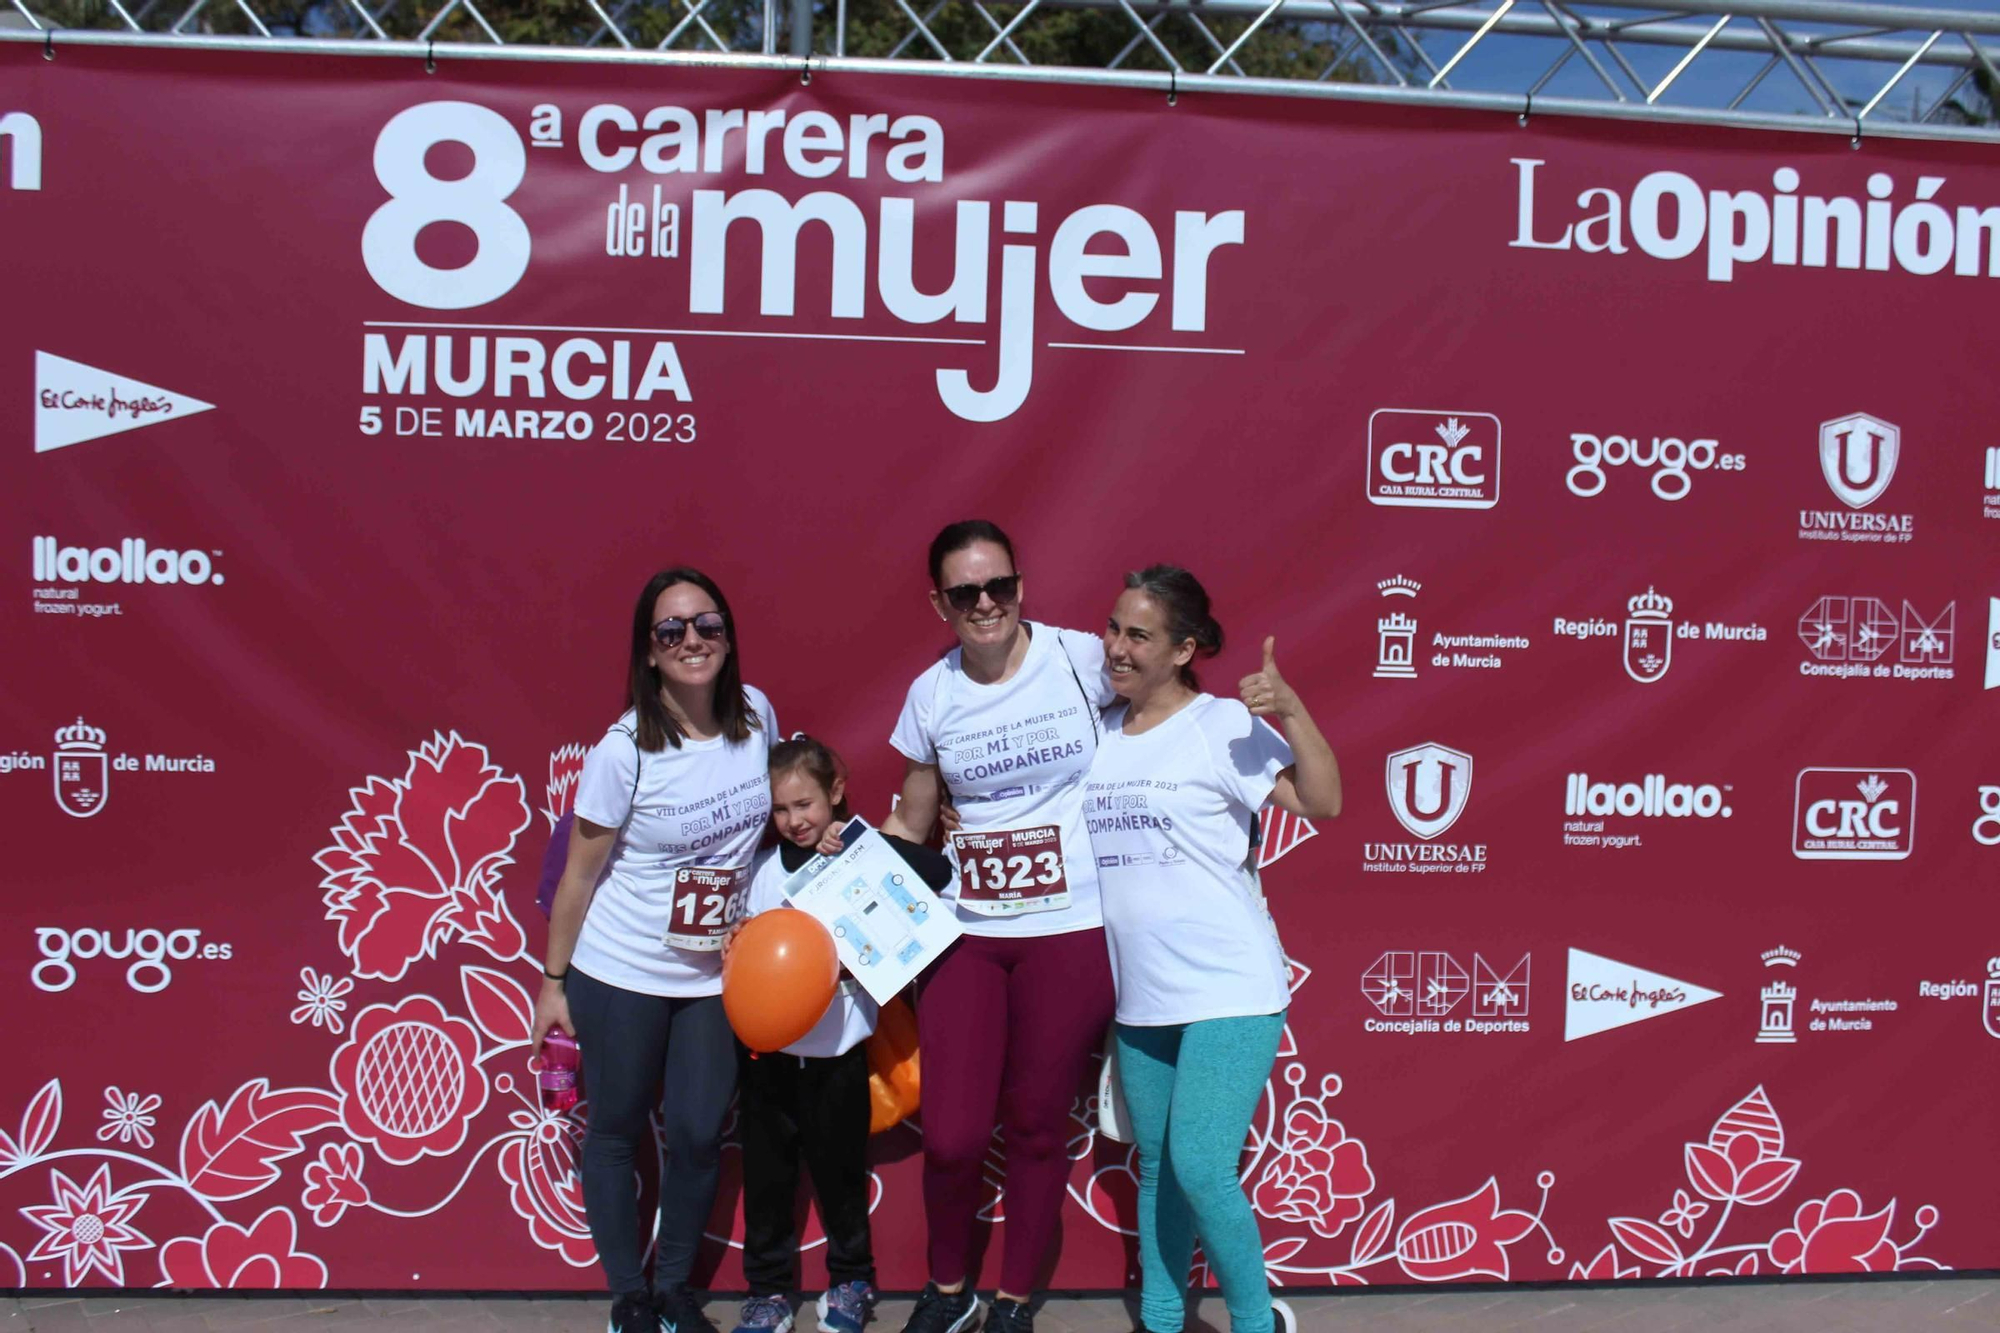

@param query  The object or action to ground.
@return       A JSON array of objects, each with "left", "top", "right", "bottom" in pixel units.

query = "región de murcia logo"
[
  {"left": 1554, "top": 587, "right": 1764, "bottom": 683},
  {"left": 0, "top": 717, "right": 219, "bottom": 818}
]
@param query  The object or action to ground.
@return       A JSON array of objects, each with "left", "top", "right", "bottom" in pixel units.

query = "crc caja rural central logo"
[
  {"left": 1792, "top": 768, "right": 1916, "bottom": 861},
  {"left": 1366, "top": 410, "right": 1501, "bottom": 510}
]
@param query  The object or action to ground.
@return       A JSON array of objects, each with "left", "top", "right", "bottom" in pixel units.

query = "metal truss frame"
[{"left": 4, "top": 0, "right": 1999, "bottom": 143}]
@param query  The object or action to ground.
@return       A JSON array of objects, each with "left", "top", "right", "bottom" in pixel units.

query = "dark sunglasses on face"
[
  {"left": 942, "top": 574, "right": 1022, "bottom": 613},
  {"left": 654, "top": 613, "right": 728, "bottom": 647}
]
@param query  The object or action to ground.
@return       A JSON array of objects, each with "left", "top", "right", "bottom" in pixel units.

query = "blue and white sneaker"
[
  {"left": 815, "top": 1279, "right": 876, "bottom": 1333},
  {"left": 731, "top": 1293, "right": 795, "bottom": 1333}
]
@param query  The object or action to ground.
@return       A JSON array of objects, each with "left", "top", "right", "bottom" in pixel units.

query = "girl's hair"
[
  {"left": 927, "top": 519, "right": 1017, "bottom": 587},
  {"left": 625, "top": 567, "right": 758, "bottom": 752},
  {"left": 1123, "top": 564, "right": 1225, "bottom": 688},
  {"left": 768, "top": 735, "right": 852, "bottom": 820}
]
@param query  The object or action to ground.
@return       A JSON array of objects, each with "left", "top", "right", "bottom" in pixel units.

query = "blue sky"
[{"left": 1396, "top": 0, "right": 2000, "bottom": 122}]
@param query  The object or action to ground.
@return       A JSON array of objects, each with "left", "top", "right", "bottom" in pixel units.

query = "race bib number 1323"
[{"left": 950, "top": 825, "right": 1069, "bottom": 917}]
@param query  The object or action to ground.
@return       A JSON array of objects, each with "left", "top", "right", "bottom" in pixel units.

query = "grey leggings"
[{"left": 566, "top": 968, "right": 738, "bottom": 1296}]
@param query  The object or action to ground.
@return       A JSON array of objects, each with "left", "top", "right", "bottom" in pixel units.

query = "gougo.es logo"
[{"left": 32, "top": 926, "right": 233, "bottom": 994}]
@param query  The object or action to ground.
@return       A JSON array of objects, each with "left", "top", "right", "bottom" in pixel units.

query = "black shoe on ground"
[
  {"left": 898, "top": 1282, "right": 983, "bottom": 1333},
  {"left": 655, "top": 1285, "right": 721, "bottom": 1333},
  {"left": 608, "top": 1292, "right": 656, "bottom": 1333},
  {"left": 985, "top": 1296, "right": 1034, "bottom": 1333}
]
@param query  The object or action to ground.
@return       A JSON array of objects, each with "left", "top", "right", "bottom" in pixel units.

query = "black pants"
[
  {"left": 737, "top": 1042, "right": 876, "bottom": 1295},
  {"left": 566, "top": 968, "right": 738, "bottom": 1297}
]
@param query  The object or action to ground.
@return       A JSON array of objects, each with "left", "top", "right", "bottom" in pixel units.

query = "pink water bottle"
[{"left": 539, "top": 1030, "right": 581, "bottom": 1112}]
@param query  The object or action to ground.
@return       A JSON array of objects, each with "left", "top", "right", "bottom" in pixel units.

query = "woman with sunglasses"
[
  {"left": 880, "top": 520, "right": 1117, "bottom": 1333},
  {"left": 532, "top": 568, "right": 777, "bottom": 1333}
]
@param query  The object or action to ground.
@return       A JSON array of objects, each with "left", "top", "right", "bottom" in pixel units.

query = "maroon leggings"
[{"left": 915, "top": 927, "right": 1116, "bottom": 1294}]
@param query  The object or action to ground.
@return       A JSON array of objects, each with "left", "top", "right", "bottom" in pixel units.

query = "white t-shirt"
[
  {"left": 889, "top": 622, "right": 1115, "bottom": 938},
  {"left": 569, "top": 686, "right": 778, "bottom": 997},
  {"left": 743, "top": 847, "right": 878, "bottom": 1058},
  {"left": 1087, "top": 694, "right": 1295, "bottom": 1026}
]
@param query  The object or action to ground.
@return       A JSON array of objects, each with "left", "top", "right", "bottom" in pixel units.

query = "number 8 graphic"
[{"left": 363, "top": 101, "right": 531, "bottom": 309}]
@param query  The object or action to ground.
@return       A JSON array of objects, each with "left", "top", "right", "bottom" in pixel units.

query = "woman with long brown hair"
[{"left": 532, "top": 567, "right": 777, "bottom": 1333}]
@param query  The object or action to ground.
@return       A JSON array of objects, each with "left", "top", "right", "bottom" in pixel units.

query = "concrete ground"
[{"left": 7, "top": 1280, "right": 1998, "bottom": 1333}]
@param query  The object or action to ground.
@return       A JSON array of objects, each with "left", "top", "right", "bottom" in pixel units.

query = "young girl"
[{"left": 732, "top": 737, "right": 953, "bottom": 1333}]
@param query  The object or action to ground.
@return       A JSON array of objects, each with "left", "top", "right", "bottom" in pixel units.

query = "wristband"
[{"left": 543, "top": 966, "right": 568, "bottom": 981}]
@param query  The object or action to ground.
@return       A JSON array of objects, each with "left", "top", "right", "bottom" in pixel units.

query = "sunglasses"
[
  {"left": 654, "top": 613, "right": 728, "bottom": 647},
  {"left": 941, "top": 574, "right": 1022, "bottom": 613}
]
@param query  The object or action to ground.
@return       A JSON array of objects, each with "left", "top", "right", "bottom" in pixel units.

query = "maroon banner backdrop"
[{"left": 3, "top": 42, "right": 1997, "bottom": 1295}]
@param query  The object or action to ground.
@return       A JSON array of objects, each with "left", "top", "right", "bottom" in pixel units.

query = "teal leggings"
[{"left": 1115, "top": 1012, "right": 1286, "bottom": 1333}]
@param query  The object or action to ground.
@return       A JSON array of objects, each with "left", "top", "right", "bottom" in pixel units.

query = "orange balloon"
[
  {"left": 865, "top": 996, "right": 922, "bottom": 1133},
  {"left": 722, "top": 910, "right": 840, "bottom": 1053}
]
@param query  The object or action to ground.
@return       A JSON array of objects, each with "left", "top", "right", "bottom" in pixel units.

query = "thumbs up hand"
[{"left": 1238, "top": 636, "right": 1301, "bottom": 721}]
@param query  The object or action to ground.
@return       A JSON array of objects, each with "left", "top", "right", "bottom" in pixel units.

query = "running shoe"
[
  {"left": 1271, "top": 1297, "right": 1298, "bottom": 1333},
  {"left": 656, "top": 1285, "right": 722, "bottom": 1333},
  {"left": 608, "top": 1292, "right": 655, "bottom": 1333},
  {"left": 815, "top": 1279, "right": 876, "bottom": 1333},
  {"left": 984, "top": 1296, "right": 1033, "bottom": 1333},
  {"left": 896, "top": 1281, "right": 982, "bottom": 1333},
  {"left": 731, "top": 1293, "right": 795, "bottom": 1333}
]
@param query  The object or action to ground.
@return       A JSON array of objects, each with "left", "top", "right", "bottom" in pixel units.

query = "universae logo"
[{"left": 1818, "top": 412, "right": 1899, "bottom": 509}]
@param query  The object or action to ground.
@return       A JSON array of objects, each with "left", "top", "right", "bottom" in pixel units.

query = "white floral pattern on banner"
[
  {"left": 1585, "top": 1087, "right": 1946, "bottom": 1278},
  {"left": 0, "top": 736, "right": 1961, "bottom": 1291},
  {"left": 291, "top": 968, "right": 355, "bottom": 1034},
  {"left": 316, "top": 732, "right": 532, "bottom": 982},
  {"left": 97, "top": 1088, "right": 161, "bottom": 1150},
  {"left": 156, "top": 1206, "right": 327, "bottom": 1288},
  {"left": 21, "top": 1165, "right": 152, "bottom": 1286}
]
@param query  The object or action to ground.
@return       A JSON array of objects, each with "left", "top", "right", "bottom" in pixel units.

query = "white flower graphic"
[
  {"left": 290, "top": 967, "right": 355, "bottom": 1034},
  {"left": 95, "top": 1087, "right": 161, "bottom": 1149}
]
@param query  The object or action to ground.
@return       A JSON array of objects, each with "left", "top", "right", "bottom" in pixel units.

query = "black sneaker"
[
  {"left": 898, "top": 1282, "right": 983, "bottom": 1333},
  {"left": 985, "top": 1296, "right": 1034, "bottom": 1333},
  {"left": 608, "top": 1292, "right": 655, "bottom": 1333},
  {"left": 655, "top": 1286, "right": 722, "bottom": 1333}
]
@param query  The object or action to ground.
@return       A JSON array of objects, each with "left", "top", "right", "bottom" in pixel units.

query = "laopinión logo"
[
  {"left": 1361, "top": 949, "right": 1530, "bottom": 1034},
  {"left": 31, "top": 926, "right": 233, "bottom": 994},
  {"left": 1797, "top": 595, "right": 1955, "bottom": 682},
  {"left": 1364, "top": 742, "right": 1487, "bottom": 874},
  {"left": 1552, "top": 587, "right": 1765, "bottom": 684},
  {"left": 0, "top": 111, "right": 39, "bottom": 192},
  {"left": 1561, "top": 771, "right": 1733, "bottom": 852},
  {"left": 1799, "top": 413, "right": 1915, "bottom": 543},
  {"left": 1792, "top": 768, "right": 1916, "bottom": 861},
  {"left": 31, "top": 536, "right": 226, "bottom": 620},
  {"left": 1565, "top": 432, "right": 1745, "bottom": 500},
  {"left": 2, "top": 717, "right": 219, "bottom": 818},
  {"left": 1366, "top": 411, "right": 1501, "bottom": 510},
  {"left": 1370, "top": 574, "right": 1528, "bottom": 679}
]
